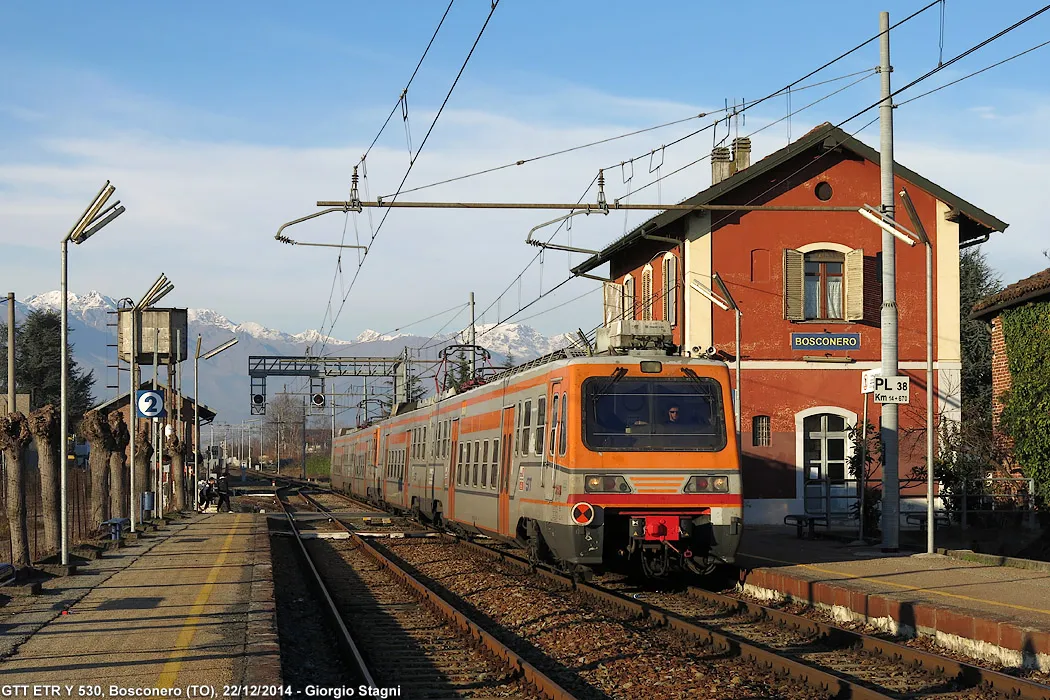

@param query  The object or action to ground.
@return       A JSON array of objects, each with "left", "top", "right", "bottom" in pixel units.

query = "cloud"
[{"left": 1, "top": 80, "right": 1047, "bottom": 343}]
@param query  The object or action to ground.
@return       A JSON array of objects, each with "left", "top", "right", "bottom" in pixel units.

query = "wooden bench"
[
  {"left": 905, "top": 511, "right": 951, "bottom": 531},
  {"left": 784, "top": 514, "right": 828, "bottom": 539}
]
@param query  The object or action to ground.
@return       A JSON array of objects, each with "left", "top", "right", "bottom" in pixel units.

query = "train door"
[
  {"left": 448, "top": 418, "right": 460, "bottom": 520},
  {"left": 498, "top": 406, "right": 514, "bottom": 535},
  {"left": 543, "top": 380, "right": 562, "bottom": 501}
]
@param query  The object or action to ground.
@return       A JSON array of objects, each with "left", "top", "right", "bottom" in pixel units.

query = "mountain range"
[{"left": 7, "top": 291, "right": 577, "bottom": 425}]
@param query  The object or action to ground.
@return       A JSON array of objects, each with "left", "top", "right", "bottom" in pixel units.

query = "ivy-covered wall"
[{"left": 1000, "top": 300, "right": 1050, "bottom": 501}]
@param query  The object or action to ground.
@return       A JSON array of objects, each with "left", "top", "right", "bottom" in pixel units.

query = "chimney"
[
  {"left": 730, "top": 137, "right": 751, "bottom": 175},
  {"left": 711, "top": 146, "right": 732, "bottom": 185}
]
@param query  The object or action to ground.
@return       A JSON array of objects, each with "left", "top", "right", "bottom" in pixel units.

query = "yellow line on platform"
[
  {"left": 156, "top": 515, "right": 245, "bottom": 687},
  {"left": 744, "top": 552, "right": 1050, "bottom": 617}
]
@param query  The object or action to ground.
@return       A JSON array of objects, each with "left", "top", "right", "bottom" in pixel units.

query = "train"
[{"left": 330, "top": 344, "right": 742, "bottom": 577}]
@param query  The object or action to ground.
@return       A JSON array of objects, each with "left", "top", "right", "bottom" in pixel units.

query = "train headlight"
[
  {"left": 684, "top": 475, "right": 730, "bottom": 493},
  {"left": 584, "top": 474, "right": 631, "bottom": 493}
]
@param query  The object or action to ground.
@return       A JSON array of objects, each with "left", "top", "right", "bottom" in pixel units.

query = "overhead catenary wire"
[
  {"left": 316, "top": 0, "right": 501, "bottom": 357},
  {"left": 897, "top": 37, "right": 1050, "bottom": 106},
  {"left": 316, "top": 0, "right": 945, "bottom": 358}
]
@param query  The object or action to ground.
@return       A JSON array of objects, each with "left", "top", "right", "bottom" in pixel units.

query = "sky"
[{"left": 1, "top": 1, "right": 1048, "bottom": 343}]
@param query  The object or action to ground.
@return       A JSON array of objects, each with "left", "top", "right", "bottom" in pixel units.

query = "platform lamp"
[
  {"left": 858, "top": 204, "right": 932, "bottom": 549},
  {"left": 60, "top": 182, "right": 125, "bottom": 567},
  {"left": 194, "top": 336, "right": 238, "bottom": 510},
  {"left": 128, "top": 274, "right": 175, "bottom": 535},
  {"left": 897, "top": 189, "right": 936, "bottom": 556},
  {"left": 688, "top": 275, "right": 742, "bottom": 441}
]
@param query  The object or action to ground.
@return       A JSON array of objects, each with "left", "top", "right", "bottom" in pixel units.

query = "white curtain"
[{"left": 826, "top": 276, "right": 843, "bottom": 319}]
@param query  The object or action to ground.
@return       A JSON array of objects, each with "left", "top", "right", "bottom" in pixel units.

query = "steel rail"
[
  {"left": 297, "top": 489, "right": 578, "bottom": 700},
  {"left": 283, "top": 477, "right": 1050, "bottom": 698},
  {"left": 274, "top": 487, "right": 377, "bottom": 688},
  {"left": 682, "top": 584, "right": 1050, "bottom": 700}
]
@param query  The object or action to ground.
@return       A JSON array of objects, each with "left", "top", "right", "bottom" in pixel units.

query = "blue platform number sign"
[
  {"left": 791, "top": 332, "right": 861, "bottom": 351},
  {"left": 136, "top": 389, "right": 167, "bottom": 419}
]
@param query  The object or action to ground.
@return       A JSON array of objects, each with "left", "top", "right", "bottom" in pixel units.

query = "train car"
[{"left": 332, "top": 347, "right": 742, "bottom": 577}]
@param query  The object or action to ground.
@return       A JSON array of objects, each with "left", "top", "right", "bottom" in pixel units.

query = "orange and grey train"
[{"left": 331, "top": 354, "right": 742, "bottom": 576}]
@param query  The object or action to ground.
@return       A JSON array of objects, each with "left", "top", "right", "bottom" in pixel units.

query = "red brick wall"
[{"left": 990, "top": 315, "right": 1011, "bottom": 441}]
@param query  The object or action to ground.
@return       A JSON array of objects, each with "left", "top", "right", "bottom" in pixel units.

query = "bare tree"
[
  {"left": 133, "top": 421, "right": 153, "bottom": 521},
  {"left": 108, "top": 412, "right": 129, "bottom": 519},
  {"left": 166, "top": 432, "right": 186, "bottom": 511},
  {"left": 28, "top": 405, "right": 60, "bottom": 555},
  {"left": 0, "top": 413, "right": 32, "bottom": 569},
  {"left": 264, "top": 393, "right": 304, "bottom": 473},
  {"left": 80, "top": 410, "right": 113, "bottom": 530}
]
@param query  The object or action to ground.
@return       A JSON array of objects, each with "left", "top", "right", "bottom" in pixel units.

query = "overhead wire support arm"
[{"left": 316, "top": 199, "right": 860, "bottom": 213}]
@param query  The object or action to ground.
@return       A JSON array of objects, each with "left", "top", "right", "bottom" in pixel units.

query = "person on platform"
[
  {"left": 197, "top": 478, "right": 210, "bottom": 513},
  {"left": 216, "top": 472, "right": 232, "bottom": 513}
]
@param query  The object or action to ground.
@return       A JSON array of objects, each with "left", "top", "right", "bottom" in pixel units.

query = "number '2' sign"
[{"left": 136, "top": 389, "right": 167, "bottom": 418}]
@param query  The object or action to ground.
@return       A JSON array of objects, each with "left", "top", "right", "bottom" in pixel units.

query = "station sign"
[
  {"left": 861, "top": 368, "right": 880, "bottom": 394},
  {"left": 791, "top": 332, "right": 860, "bottom": 351},
  {"left": 136, "top": 389, "right": 167, "bottom": 418},
  {"left": 873, "top": 376, "right": 910, "bottom": 404}
]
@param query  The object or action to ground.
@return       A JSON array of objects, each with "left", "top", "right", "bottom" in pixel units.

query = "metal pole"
[
  {"left": 860, "top": 395, "right": 868, "bottom": 542},
  {"left": 194, "top": 336, "right": 200, "bottom": 511},
  {"left": 6, "top": 292, "right": 13, "bottom": 414},
  {"left": 153, "top": 328, "right": 160, "bottom": 517},
  {"left": 926, "top": 240, "right": 935, "bottom": 554},
  {"left": 734, "top": 307, "right": 742, "bottom": 440},
  {"left": 331, "top": 393, "right": 336, "bottom": 480},
  {"left": 878, "top": 10, "right": 900, "bottom": 552},
  {"left": 469, "top": 292, "right": 476, "bottom": 379},
  {"left": 60, "top": 240, "right": 70, "bottom": 566},
  {"left": 301, "top": 398, "right": 307, "bottom": 480},
  {"left": 130, "top": 310, "right": 137, "bottom": 532},
  {"left": 175, "top": 329, "right": 181, "bottom": 508}
]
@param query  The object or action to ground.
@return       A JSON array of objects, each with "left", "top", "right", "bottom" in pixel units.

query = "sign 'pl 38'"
[{"left": 790, "top": 333, "right": 861, "bottom": 350}]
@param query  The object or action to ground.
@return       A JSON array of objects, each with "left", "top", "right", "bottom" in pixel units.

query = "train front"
[{"left": 574, "top": 359, "right": 742, "bottom": 576}]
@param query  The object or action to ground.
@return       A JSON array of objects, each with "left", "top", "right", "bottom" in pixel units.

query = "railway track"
[
  {"left": 304, "top": 485, "right": 1050, "bottom": 699},
  {"left": 275, "top": 486, "right": 574, "bottom": 699}
]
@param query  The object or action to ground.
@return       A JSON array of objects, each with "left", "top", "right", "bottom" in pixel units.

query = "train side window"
[
  {"left": 549, "top": 394, "right": 559, "bottom": 457},
  {"left": 472, "top": 441, "right": 480, "bottom": 486},
  {"left": 457, "top": 443, "right": 464, "bottom": 484},
  {"left": 423, "top": 426, "right": 427, "bottom": 460},
  {"left": 535, "top": 396, "right": 546, "bottom": 454},
  {"left": 559, "top": 392, "right": 568, "bottom": 456},
  {"left": 481, "top": 441, "right": 489, "bottom": 487},
  {"left": 514, "top": 402, "right": 522, "bottom": 456},
  {"left": 522, "top": 400, "right": 532, "bottom": 457},
  {"left": 491, "top": 438, "right": 499, "bottom": 489}
]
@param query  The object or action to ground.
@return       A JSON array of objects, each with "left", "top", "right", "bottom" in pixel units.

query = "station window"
[
  {"left": 783, "top": 247, "right": 864, "bottom": 322},
  {"left": 752, "top": 415, "right": 772, "bottom": 447}
]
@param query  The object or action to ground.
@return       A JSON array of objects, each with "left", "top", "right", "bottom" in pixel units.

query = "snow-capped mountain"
[{"left": 12, "top": 291, "right": 580, "bottom": 423}]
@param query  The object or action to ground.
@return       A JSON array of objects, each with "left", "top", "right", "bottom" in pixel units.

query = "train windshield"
[{"left": 582, "top": 376, "right": 727, "bottom": 452}]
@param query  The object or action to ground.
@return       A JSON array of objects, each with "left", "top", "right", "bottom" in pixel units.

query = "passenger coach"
[{"left": 333, "top": 331, "right": 742, "bottom": 577}]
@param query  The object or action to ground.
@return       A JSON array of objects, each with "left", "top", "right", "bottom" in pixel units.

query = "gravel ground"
[
  {"left": 310, "top": 537, "right": 542, "bottom": 698},
  {"left": 597, "top": 578, "right": 999, "bottom": 699},
  {"left": 268, "top": 520, "right": 358, "bottom": 691},
  {"left": 379, "top": 538, "right": 826, "bottom": 700}
]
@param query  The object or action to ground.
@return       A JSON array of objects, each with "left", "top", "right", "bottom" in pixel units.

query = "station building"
[{"left": 572, "top": 123, "right": 1007, "bottom": 525}]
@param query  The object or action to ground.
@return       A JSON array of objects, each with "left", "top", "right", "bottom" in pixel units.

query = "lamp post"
[
  {"left": 129, "top": 274, "right": 175, "bottom": 534},
  {"left": 689, "top": 275, "right": 742, "bottom": 440},
  {"left": 60, "top": 182, "right": 125, "bottom": 565},
  {"left": 898, "top": 188, "right": 936, "bottom": 555},
  {"left": 858, "top": 204, "right": 935, "bottom": 551},
  {"left": 194, "top": 336, "right": 238, "bottom": 509}
]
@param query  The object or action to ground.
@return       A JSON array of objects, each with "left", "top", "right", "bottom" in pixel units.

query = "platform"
[
  {"left": 738, "top": 526, "right": 1050, "bottom": 671},
  {"left": 0, "top": 513, "right": 280, "bottom": 692}
]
